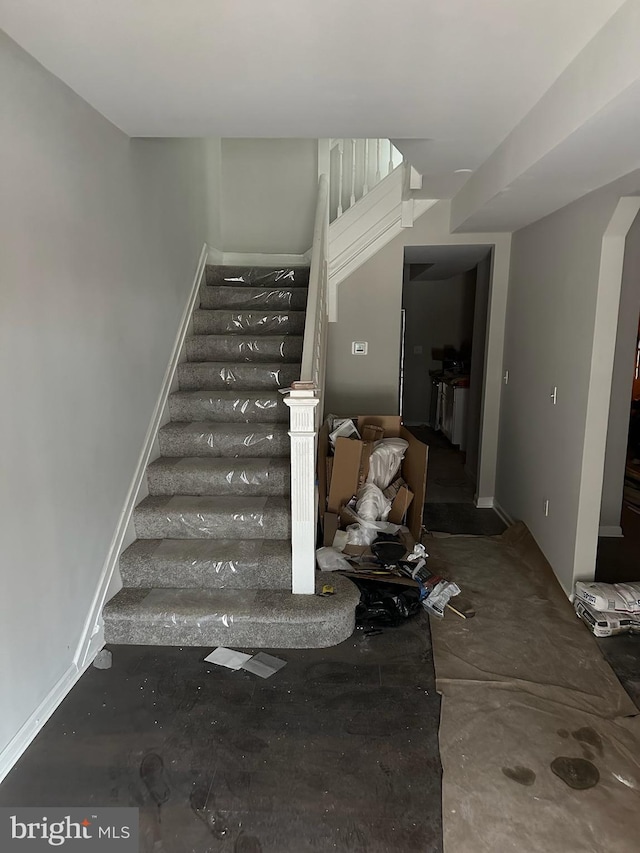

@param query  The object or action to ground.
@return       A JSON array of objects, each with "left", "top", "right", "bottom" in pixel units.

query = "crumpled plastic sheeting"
[
  {"left": 356, "top": 483, "right": 391, "bottom": 522},
  {"left": 225, "top": 312, "right": 299, "bottom": 334},
  {"left": 231, "top": 396, "right": 281, "bottom": 417},
  {"left": 164, "top": 496, "right": 268, "bottom": 537},
  {"left": 215, "top": 365, "right": 284, "bottom": 387},
  {"left": 186, "top": 425, "right": 285, "bottom": 456},
  {"left": 144, "top": 588, "right": 256, "bottom": 628},
  {"left": 367, "top": 438, "right": 409, "bottom": 490},
  {"left": 236, "top": 339, "right": 291, "bottom": 360},
  {"left": 225, "top": 289, "right": 297, "bottom": 307},
  {"left": 427, "top": 523, "right": 640, "bottom": 853},
  {"left": 219, "top": 267, "right": 306, "bottom": 286},
  {"left": 154, "top": 538, "right": 264, "bottom": 574}
]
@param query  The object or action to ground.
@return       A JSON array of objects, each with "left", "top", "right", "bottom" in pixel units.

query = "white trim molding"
[
  {"left": 0, "top": 662, "right": 91, "bottom": 784},
  {"left": 208, "top": 249, "right": 309, "bottom": 268},
  {"left": 75, "top": 243, "right": 209, "bottom": 671}
]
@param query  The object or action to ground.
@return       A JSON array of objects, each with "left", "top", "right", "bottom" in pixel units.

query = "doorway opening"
[
  {"left": 399, "top": 245, "right": 505, "bottom": 536},
  {"left": 597, "top": 208, "right": 640, "bottom": 582}
]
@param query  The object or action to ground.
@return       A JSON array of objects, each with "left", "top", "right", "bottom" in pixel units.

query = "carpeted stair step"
[
  {"left": 206, "top": 265, "right": 310, "bottom": 287},
  {"left": 133, "top": 495, "right": 291, "bottom": 540},
  {"left": 158, "top": 421, "right": 290, "bottom": 457},
  {"left": 186, "top": 334, "right": 302, "bottom": 363},
  {"left": 168, "top": 390, "right": 288, "bottom": 424},
  {"left": 178, "top": 361, "right": 299, "bottom": 391},
  {"left": 200, "top": 285, "right": 308, "bottom": 311},
  {"left": 103, "top": 573, "right": 359, "bottom": 648},
  {"left": 147, "top": 457, "right": 290, "bottom": 496},
  {"left": 119, "top": 538, "right": 292, "bottom": 590},
  {"left": 192, "top": 309, "right": 306, "bottom": 336}
]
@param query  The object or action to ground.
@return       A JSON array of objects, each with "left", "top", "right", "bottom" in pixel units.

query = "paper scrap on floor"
[
  {"left": 241, "top": 652, "right": 287, "bottom": 679},
  {"left": 204, "top": 647, "right": 252, "bottom": 670}
]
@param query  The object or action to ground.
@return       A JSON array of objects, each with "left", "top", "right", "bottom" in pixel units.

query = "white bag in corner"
[
  {"left": 366, "top": 438, "right": 409, "bottom": 490},
  {"left": 574, "top": 581, "right": 640, "bottom": 614}
]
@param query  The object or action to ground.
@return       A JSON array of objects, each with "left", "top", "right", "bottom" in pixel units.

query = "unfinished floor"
[{"left": 0, "top": 620, "right": 443, "bottom": 853}]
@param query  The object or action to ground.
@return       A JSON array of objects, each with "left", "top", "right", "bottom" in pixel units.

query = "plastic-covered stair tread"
[
  {"left": 133, "top": 494, "right": 291, "bottom": 540},
  {"left": 192, "top": 309, "right": 306, "bottom": 336},
  {"left": 186, "top": 334, "right": 303, "bottom": 363},
  {"left": 147, "top": 456, "right": 290, "bottom": 496},
  {"left": 158, "top": 421, "right": 290, "bottom": 458},
  {"left": 119, "top": 538, "right": 292, "bottom": 590},
  {"left": 178, "top": 360, "right": 300, "bottom": 391},
  {"left": 200, "top": 285, "right": 308, "bottom": 311},
  {"left": 205, "top": 265, "right": 310, "bottom": 287},
  {"left": 103, "top": 573, "right": 359, "bottom": 648},
  {"left": 168, "top": 390, "right": 288, "bottom": 424}
]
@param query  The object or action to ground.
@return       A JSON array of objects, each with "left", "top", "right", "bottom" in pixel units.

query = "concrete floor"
[{"left": 0, "top": 619, "right": 443, "bottom": 853}]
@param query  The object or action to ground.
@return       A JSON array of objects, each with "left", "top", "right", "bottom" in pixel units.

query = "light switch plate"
[{"left": 352, "top": 341, "right": 368, "bottom": 355}]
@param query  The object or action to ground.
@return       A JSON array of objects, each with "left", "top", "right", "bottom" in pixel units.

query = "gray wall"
[
  {"left": 220, "top": 138, "right": 317, "bottom": 254},
  {"left": 402, "top": 271, "right": 476, "bottom": 425},
  {"left": 0, "top": 33, "right": 209, "bottom": 762},
  {"left": 496, "top": 174, "right": 640, "bottom": 594}
]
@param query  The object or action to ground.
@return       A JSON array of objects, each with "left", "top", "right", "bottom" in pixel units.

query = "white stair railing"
[
  {"left": 329, "top": 139, "right": 403, "bottom": 223},
  {"left": 285, "top": 174, "right": 329, "bottom": 594}
]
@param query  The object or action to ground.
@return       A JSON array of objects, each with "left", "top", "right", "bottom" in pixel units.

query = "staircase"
[{"left": 103, "top": 263, "right": 358, "bottom": 649}]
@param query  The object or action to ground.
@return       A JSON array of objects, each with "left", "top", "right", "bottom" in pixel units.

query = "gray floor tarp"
[{"left": 427, "top": 523, "right": 640, "bottom": 853}]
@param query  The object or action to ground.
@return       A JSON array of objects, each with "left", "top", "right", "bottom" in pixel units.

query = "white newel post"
[{"left": 285, "top": 386, "right": 320, "bottom": 594}]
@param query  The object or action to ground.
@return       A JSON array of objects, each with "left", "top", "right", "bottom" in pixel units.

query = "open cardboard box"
[{"left": 318, "top": 415, "right": 428, "bottom": 545}]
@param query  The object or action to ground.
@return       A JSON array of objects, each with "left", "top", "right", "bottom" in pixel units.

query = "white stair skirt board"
[
  {"left": 598, "top": 525, "right": 624, "bottom": 537},
  {"left": 209, "top": 249, "right": 311, "bottom": 267},
  {"left": 327, "top": 168, "right": 437, "bottom": 321},
  {"left": 0, "top": 660, "right": 92, "bottom": 785},
  {"left": 75, "top": 243, "right": 209, "bottom": 671}
]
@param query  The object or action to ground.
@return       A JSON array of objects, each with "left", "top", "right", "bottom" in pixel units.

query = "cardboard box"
[{"left": 318, "top": 415, "right": 428, "bottom": 541}]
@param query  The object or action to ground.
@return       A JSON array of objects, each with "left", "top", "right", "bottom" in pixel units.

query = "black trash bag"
[{"left": 352, "top": 577, "right": 422, "bottom": 628}]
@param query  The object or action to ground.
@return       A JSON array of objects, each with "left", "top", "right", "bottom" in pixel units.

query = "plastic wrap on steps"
[
  {"left": 133, "top": 495, "right": 291, "bottom": 539},
  {"left": 186, "top": 335, "right": 303, "bottom": 363},
  {"left": 178, "top": 361, "right": 300, "bottom": 391},
  {"left": 103, "top": 573, "right": 360, "bottom": 648},
  {"left": 158, "top": 422, "right": 290, "bottom": 457},
  {"left": 168, "top": 391, "right": 288, "bottom": 423},
  {"left": 119, "top": 538, "right": 291, "bottom": 589},
  {"left": 199, "top": 286, "right": 308, "bottom": 311},
  {"left": 206, "top": 265, "right": 310, "bottom": 287},
  {"left": 192, "top": 310, "right": 306, "bottom": 336},
  {"left": 146, "top": 457, "right": 290, "bottom": 496}
]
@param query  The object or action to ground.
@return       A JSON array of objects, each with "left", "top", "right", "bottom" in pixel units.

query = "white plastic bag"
[
  {"left": 316, "top": 547, "right": 352, "bottom": 572},
  {"left": 422, "top": 580, "right": 461, "bottom": 618},
  {"left": 574, "top": 581, "right": 640, "bottom": 614},
  {"left": 366, "top": 438, "right": 409, "bottom": 490},
  {"left": 356, "top": 483, "right": 391, "bottom": 522}
]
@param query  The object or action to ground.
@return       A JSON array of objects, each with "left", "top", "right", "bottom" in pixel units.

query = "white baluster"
[
  {"left": 375, "top": 139, "right": 381, "bottom": 183},
  {"left": 363, "top": 139, "right": 370, "bottom": 196},
  {"left": 350, "top": 138, "right": 356, "bottom": 209},
  {"left": 336, "top": 140, "right": 344, "bottom": 218},
  {"left": 388, "top": 139, "right": 394, "bottom": 176}
]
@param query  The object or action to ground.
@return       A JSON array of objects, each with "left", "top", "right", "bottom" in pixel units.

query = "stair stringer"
[{"left": 327, "top": 167, "right": 437, "bottom": 321}]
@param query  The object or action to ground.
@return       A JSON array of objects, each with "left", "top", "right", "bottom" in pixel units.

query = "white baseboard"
[
  {"left": 208, "top": 249, "right": 309, "bottom": 267},
  {"left": 0, "top": 658, "right": 93, "bottom": 785},
  {"left": 74, "top": 243, "right": 209, "bottom": 672},
  {"left": 475, "top": 496, "right": 494, "bottom": 509},
  {"left": 492, "top": 499, "right": 514, "bottom": 527},
  {"left": 598, "top": 525, "right": 624, "bottom": 538}
]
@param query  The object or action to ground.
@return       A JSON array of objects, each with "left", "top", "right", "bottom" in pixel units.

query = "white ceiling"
[{"left": 1, "top": 0, "right": 635, "bottom": 227}]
